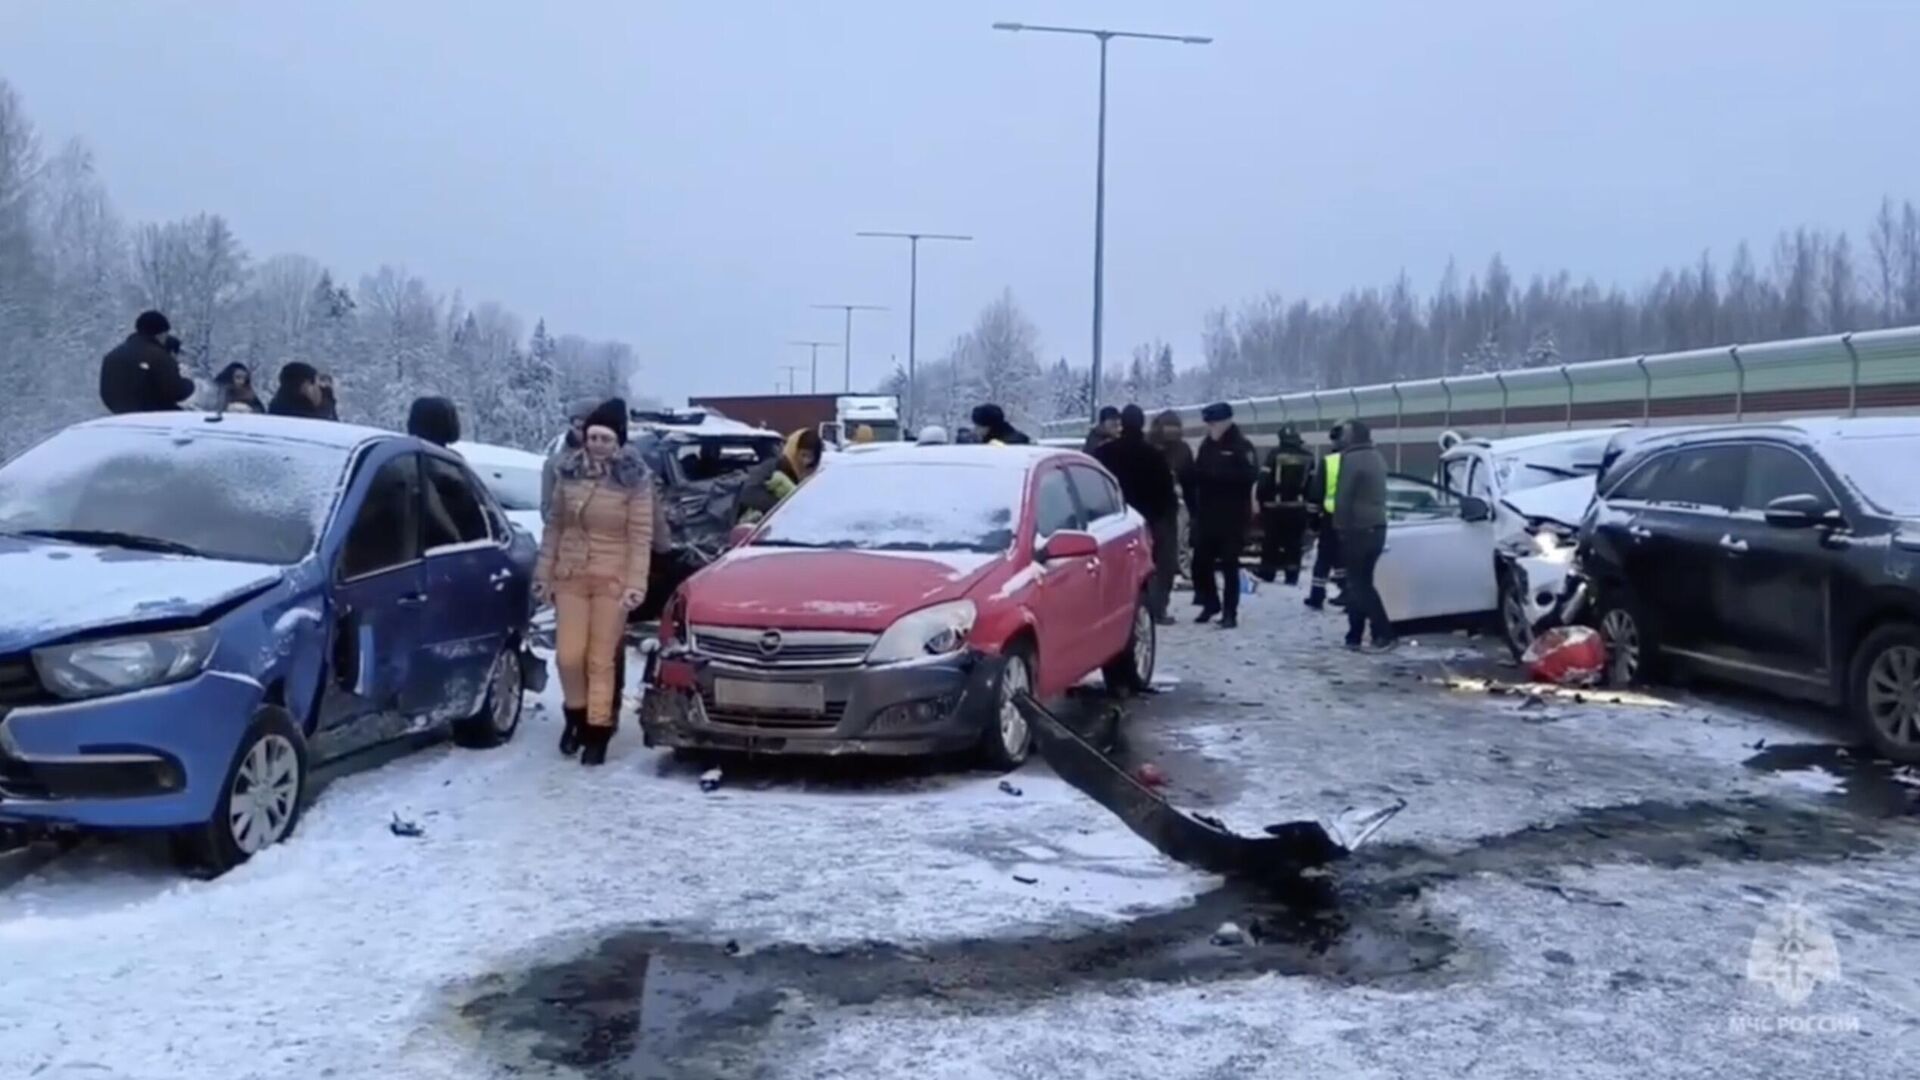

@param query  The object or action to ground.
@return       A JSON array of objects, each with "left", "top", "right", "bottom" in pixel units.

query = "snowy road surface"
[{"left": 5, "top": 585, "right": 1920, "bottom": 1078}]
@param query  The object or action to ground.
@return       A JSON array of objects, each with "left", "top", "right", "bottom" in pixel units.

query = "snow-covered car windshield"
[
  {"left": 751, "top": 461, "right": 1023, "bottom": 554},
  {"left": 0, "top": 427, "right": 344, "bottom": 564},
  {"left": 1493, "top": 436, "right": 1613, "bottom": 495},
  {"left": 1822, "top": 434, "right": 1920, "bottom": 516}
]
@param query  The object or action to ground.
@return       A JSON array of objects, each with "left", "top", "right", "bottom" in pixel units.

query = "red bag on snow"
[{"left": 1523, "top": 625, "right": 1606, "bottom": 686}]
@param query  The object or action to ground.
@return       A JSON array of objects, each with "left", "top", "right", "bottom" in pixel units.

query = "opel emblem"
[{"left": 757, "top": 630, "right": 784, "bottom": 657}]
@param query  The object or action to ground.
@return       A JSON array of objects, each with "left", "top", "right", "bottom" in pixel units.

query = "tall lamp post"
[
  {"left": 856, "top": 230, "right": 972, "bottom": 430},
  {"left": 776, "top": 364, "right": 803, "bottom": 394},
  {"left": 812, "top": 303, "right": 889, "bottom": 393},
  {"left": 993, "top": 20, "right": 1211, "bottom": 422},
  {"left": 788, "top": 340, "right": 838, "bottom": 393}
]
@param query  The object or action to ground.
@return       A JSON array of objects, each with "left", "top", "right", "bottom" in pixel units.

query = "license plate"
[{"left": 714, "top": 678, "right": 825, "bottom": 714}]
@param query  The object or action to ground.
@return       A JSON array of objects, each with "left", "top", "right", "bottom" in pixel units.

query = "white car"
[
  {"left": 1373, "top": 429, "right": 1622, "bottom": 655},
  {"left": 452, "top": 440, "right": 546, "bottom": 538}
]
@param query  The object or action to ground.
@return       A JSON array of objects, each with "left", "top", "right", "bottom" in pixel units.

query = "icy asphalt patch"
[{"left": 3, "top": 585, "right": 1920, "bottom": 1079}]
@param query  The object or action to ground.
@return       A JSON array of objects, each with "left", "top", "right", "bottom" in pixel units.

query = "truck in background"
[{"left": 685, "top": 392, "right": 901, "bottom": 447}]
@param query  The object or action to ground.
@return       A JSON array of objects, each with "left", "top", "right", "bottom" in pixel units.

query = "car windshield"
[
  {"left": 1493, "top": 435, "right": 1613, "bottom": 494},
  {"left": 1822, "top": 433, "right": 1920, "bottom": 516},
  {"left": 0, "top": 426, "right": 345, "bottom": 564},
  {"left": 752, "top": 461, "right": 1022, "bottom": 553}
]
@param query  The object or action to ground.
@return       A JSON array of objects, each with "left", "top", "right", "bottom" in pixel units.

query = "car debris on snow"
[
  {"left": 1134, "top": 763, "right": 1169, "bottom": 788},
  {"left": 1012, "top": 874, "right": 1038, "bottom": 885},
  {"left": 998, "top": 780, "right": 1023, "bottom": 798},
  {"left": 699, "top": 767, "right": 724, "bottom": 793},
  {"left": 388, "top": 814, "right": 424, "bottom": 839},
  {"left": 1209, "top": 921, "right": 1249, "bottom": 947}
]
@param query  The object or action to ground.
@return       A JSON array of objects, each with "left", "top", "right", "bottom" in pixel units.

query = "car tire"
[
  {"left": 172, "top": 709, "right": 308, "bottom": 877},
  {"left": 1498, "top": 563, "right": 1533, "bottom": 661},
  {"left": 1849, "top": 622, "right": 1920, "bottom": 765},
  {"left": 452, "top": 647, "right": 525, "bottom": 749},
  {"left": 1103, "top": 595, "right": 1157, "bottom": 693},
  {"left": 979, "top": 645, "right": 1036, "bottom": 772},
  {"left": 1594, "top": 584, "right": 1660, "bottom": 687}
]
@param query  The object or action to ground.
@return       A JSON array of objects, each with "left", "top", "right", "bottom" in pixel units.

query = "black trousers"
[
  {"left": 1339, "top": 525, "right": 1393, "bottom": 645},
  {"left": 1259, "top": 503, "right": 1309, "bottom": 580},
  {"left": 1308, "top": 517, "right": 1344, "bottom": 595},
  {"left": 1148, "top": 512, "right": 1180, "bottom": 620},
  {"left": 1191, "top": 525, "right": 1246, "bottom": 617}
]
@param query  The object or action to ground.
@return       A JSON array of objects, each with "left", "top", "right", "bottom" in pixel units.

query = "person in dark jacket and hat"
[
  {"left": 1093, "top": 404, "right": 1180, "bottom": 624},
  {"left": 1082, "top": 405, "right": 1122, "bottom": 454},
  {"left": 268, "top": 362, "right": 330, "bottom": 419},
  {"left": 1255, "top": 424, "right": 1316, "bottom": 585},
  {"left": 1333, "top": 418, "right": 1395, "bottom": 651},
  {"left": 406, "top": 396, "right": 461, "bottom": 447},
  {"left": 99, "top": 311, "right": 196, "bottom": 414},
  {"left": 970, "top": 403, "right": 1031, "bottom": 446},
  {"left": 1188, "top": 402, "right": 1258, "bottom": 628}
]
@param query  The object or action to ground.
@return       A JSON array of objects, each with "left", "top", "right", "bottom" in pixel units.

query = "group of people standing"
[
  {"left": 1074, "top": 400, "right": 1396, "bottom": 649},
  {"left": 98, "top": 310, "right": 339, "bottom": 420}
]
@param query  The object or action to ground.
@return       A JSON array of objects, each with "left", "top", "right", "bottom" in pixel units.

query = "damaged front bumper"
[{"left": 639, "top": 647, "right": 1006, "bottom": 756}]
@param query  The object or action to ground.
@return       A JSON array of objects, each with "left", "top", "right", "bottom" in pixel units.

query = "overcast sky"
[{"left": 3, "top": 1, "right": 1915, "bottom": 404}]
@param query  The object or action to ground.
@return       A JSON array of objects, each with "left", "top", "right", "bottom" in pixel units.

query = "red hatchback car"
[{"left": 641, "top": 445, "right": 1157, "bottom": 767}]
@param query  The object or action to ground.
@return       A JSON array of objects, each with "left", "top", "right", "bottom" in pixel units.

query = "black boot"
[
  {"left": 580, "top": 725, "right": 612, "bottom": 767},
  {"left": 1284, "top": 570, "right": 1300, "bottom": 586},
  {"left": 1304, "top": 588, "right": 1325, "bottom": 610},
  {"left": 559, "top": 707, "right": 585, "bottom": 756},
  {"left": 1194, "top": 605, "right": 1220, "bottom": 624},
  {"left": 1219, "top": 613, "right": 1239, "bottom": 629}
]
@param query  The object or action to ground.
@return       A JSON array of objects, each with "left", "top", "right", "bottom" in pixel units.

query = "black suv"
[{"left": 1580, "top": 419, "right": 1920, "bottom": 762}]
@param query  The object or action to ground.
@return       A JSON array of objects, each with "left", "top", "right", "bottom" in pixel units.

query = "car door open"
[
  {"left": 1373, "top": 474, "right": 1498, "bottom": 624},
  {"left": 1030, "top": 466, "right": 1101, "bottom": 692},
  {"left": 412, "top": 453, "right": 511, "bottom": 719},
  {"left": 319, "top": 453, "right": 427, "bottom": 756}
]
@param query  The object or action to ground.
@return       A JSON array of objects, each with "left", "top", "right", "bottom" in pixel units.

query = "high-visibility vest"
[{"left": 1322, "top": 452, "right": 1342, "bottom": 514}]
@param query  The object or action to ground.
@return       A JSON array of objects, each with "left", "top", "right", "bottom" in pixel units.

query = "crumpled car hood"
[
  {"left": 0, "top": 536, "right": 283, "bottom": 653},
  {"left": 1502, "top": 475, "right": 1596, "bottom": 531}
]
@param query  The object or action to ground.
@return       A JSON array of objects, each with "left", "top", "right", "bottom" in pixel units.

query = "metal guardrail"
[{"left": 1041, "top": 325, "right": 1920, "bottom": 444}]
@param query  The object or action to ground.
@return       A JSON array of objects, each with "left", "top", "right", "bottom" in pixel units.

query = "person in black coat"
[
  {"left": 268, "top": 361, "right": 329, "bottom": 419},
  {"left": 1187, "top": 401, "right": 1259, "bottom": 628},
  {"left": 99, "top": 311, "right": 196, "bottom": 414},
  {"left": 1082, "top": 405, "right": 1121, "bottom": 454},
  {"left": 406, "top": 396, "right": 461, "bottom": 447},
  {"left": 1255, "top": 424, "right": 1316, "bottom": 585},
  {"left": 1093, "top": 404, "right": 1179, "bottom": 623},
  {"left": 969, "top": 404, "right": 1031, "bottom": 445}
]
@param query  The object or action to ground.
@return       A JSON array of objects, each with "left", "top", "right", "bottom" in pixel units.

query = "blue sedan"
[{"left": 0, "top": 412, "right": 540, "bottom": 874}]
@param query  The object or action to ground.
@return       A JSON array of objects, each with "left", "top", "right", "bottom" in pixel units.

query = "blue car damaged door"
[
  {"left": 409, "top": 452, "right": 514, "bottom": 721},
  {"left": 315, "top": 450, "right": 427, "bottom": 759}
]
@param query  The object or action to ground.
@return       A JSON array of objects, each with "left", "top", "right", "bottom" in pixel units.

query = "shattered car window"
[
  {"left": 753, "top": 461, "right": 1024, "bottom": 554},
  {"left": 1492, "top": 435, "right": 1613, "bottom": 495},
  {"left": 0, "top": 426, "right": 344, "bottom": 564}
]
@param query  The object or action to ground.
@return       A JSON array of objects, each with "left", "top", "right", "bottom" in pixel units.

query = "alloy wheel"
[
  {"left": 1601, "top": 607, "right": 1640, "bottom": 685},
  {"left": 1502, "top": 576, "right": 1532, "bottom": 654},
  {"left": 490, "top": 651, "right": 524, "bottom": 735},
  {"left": 229, "top": 735, "right": 300, "bottom": 855},
  {"left": 999, "top": 658, "right": 1031, "bottom": 759},
  {"left": 1865, "top": 645, "right": 1920, "bottom": 749},
  {"left": 1132, "top": 605, "right": 1157, "bottom": 685}
]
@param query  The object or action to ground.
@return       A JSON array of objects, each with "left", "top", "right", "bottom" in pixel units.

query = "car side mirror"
[
  {"left": 727, "top": 523, "right": 755, "bottom": 549},
  {"left": 1038, "top": 530, "right": 1099, "bottom": 562},
  {"left": 1764, "top": 493, "right": 1840, "bottom": 530},
  {"left": 1460, "top": 495, "right": 1493, "bottom": 523}
]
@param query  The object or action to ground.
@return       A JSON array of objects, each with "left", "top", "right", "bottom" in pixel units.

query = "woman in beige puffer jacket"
[{"left": 535, "top": 398, "right": 653, "bottom": 766}]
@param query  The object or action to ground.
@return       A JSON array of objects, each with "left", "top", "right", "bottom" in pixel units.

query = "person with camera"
[{"left": 100, "top": 310, "right": 196, "bottom": 415}]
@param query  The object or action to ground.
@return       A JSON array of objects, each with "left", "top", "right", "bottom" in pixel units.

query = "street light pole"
[
  {"left": 788, "top": 340, "right": 838, "bottom": 393},
  {"left": 993, "top": 20, "right": 1211, "bottom": 423},
  {"left": 856, "top": 230, "right": 972, "bottom": 430},
  {"left": 812, "top": 303, "right": 888, "bottom": 393},
  {"left": 776, "top": 364, "right": 803, "bottom": 394}
]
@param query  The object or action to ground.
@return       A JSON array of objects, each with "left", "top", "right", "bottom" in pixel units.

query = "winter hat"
[
  {"left": 1201, "top": 401, "right": 1234, "bottom": 423},
  {"left": 406, "top": 396, "right": 462, "bottom": 447},
  {"left": 1120, "top": 404, "right": 1146, "bottom": 433},
  {"left": 584, "top": 398, "right": 630, "bottom": 445},
  {"left": 135, "top": 310, "right": 171, "bottom": 337},
  {"left": 1098, "top": 405, "right": 1121, "bottom": 424},
  {"left": 917, "top": 424, "right": 950, "bottom": 445},
  {"left": 971, "top": 404, "right": 1007, "bottom": 429}
]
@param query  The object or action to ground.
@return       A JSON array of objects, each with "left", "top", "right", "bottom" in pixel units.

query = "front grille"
[
  {"left": 697, "top": 688, "right": 846, "bottom": 731},
  {"left": 0, "top": 657, "right": 48, "bottom": 708},
  {"left": 690, "top": 625, "right": 876, "bottom": 669}
]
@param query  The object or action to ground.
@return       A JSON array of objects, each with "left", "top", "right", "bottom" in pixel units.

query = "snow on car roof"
[
  {"left": 640, "top": 415, "right": 781, "bottom": 439},
  {"left": 72, "top": 411, "right": 390, "bottom": 452},
  {"left": 451, "top": 440, "right": 545, "bottom": 471},
  {"left": 828, "top": 444, "right": 1069, "bottom": 470},
  {"left": 1443, "top": 427, "right": 1622, "bottom": 458}
]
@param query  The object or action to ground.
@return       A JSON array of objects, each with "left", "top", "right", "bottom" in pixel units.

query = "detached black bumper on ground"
[{"left": 639, "top": 647, "right": 1005, "bottom": 756}]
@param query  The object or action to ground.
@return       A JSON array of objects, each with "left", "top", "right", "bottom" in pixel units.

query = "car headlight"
[
  {"left": 1531, "top": 529, "right": 1577, "bottom": 562},
  {"left": 867, "top": 600, "right": 977, "bottom": 665},
  {"left": 33, "top": 628, "right": 217, "bottom": 701}
]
